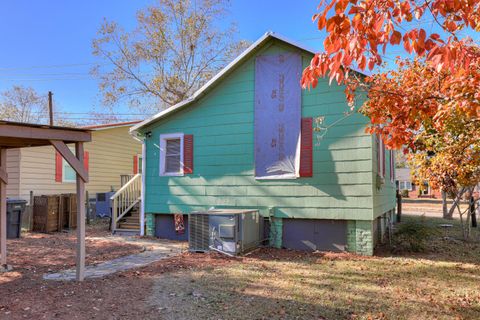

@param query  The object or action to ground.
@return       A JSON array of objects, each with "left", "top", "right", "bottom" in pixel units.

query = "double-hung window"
[
  {"left": 159, "top": 133, "right": 184, "bottom": 176},
  {"left": 63, "top": 147, "right": 76, "bottom": 183}
]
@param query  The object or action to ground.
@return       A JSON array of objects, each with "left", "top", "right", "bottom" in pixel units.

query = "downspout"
[{"left": 131, "top": 132, "right": 146, "bottom": 236}]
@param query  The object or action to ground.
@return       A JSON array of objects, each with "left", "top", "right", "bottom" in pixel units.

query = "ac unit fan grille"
[{"left": 188, "top": 214, "right": 209, "bottom": 252}]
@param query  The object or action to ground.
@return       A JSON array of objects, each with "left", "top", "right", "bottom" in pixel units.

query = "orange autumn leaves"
[
  {"left": 303, "top": 0, "right": 480, "bottom": 89},
  {"left": 302, "top": 0, "right": 480, "bottom": 190},
  {"left": 361, "top": 57, "right": 480, "bottom": 148}
]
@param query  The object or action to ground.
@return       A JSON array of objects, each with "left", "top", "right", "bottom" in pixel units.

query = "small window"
[
  {"left": 138, "top": 155, "right": 143, "bottom": 174},
  {"left": 399, "top": 181, "right": 412, "bottom": 191},
  {"left": 160, "top": 133, "right": 184, "bottom": 176},
  {"left": 63, "top": 147, "right": 76, "bottom": 183}
]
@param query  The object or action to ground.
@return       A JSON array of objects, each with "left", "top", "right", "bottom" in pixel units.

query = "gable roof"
[
  {"left": 130, "top": 31, "right": 316, "bottom": 134},
  {"left": 83, "top": 120, "right": 141, "bottom": 131}
]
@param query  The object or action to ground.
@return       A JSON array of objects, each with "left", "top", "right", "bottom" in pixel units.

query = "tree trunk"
[
  {"left": 470, "top": 196, "right": 477, "bottom": 228},
  {"left": 446, "top": 187, "right": 466, "bottom": 220},
  {"left": 442, "top": 191, "right": 448, "bottom": 219}
]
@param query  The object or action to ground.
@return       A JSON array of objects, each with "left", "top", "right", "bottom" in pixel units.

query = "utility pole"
[{"left": 48, "top": 91, "right": 53, "bottom": 126}]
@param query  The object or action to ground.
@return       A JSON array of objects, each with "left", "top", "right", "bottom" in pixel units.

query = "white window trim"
[
  {"left": 159, "top": 133, "right": 184, "bottom": 177},
  {"left": 255, "top": 134, "right": 301, "bottom": 181},
  {"left": 62, "top": 147, "right": 76, "bottom": 183},
  {"left": 399, "top": 181, "right": 413, "bottom": 191}
]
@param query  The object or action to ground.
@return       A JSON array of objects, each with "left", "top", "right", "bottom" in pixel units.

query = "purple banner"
[{"left": 254, "top": 53, "right": 302, "bottom": 179}]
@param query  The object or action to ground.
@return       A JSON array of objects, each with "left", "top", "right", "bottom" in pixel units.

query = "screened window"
[
  {"left": 165, "top": 139, "right": 181, "bottom": 173},
  {"left": 159, "top": 133, "right": 184, "bottom": 176}
]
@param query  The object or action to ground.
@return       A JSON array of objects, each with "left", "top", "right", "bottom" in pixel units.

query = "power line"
[
  {"left": 0, "top": 72, "right": 96, "bottom": 77},
  {"left": 0, "top": 77, "right": 98, "bottom": 82},
  {"left": 30, "top": 111, "right": 154, "bottom": 116},
  {"left": 0, "top": 62, "right": 111, "bottom": 71},
  {"left": 35, "top": 117, "right": 143, "bottom": 121}
]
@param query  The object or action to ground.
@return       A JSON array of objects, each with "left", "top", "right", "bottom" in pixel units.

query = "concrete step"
[{"left": 113, "top": 228, "right": 140, "bottom": 236}]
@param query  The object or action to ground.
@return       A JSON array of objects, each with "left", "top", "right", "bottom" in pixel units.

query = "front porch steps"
[{"left": 114, "top": 206, "right": 140, "bottom": 235}]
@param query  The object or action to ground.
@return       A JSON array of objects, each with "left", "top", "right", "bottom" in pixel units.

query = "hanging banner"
[{"left": 254, "top": 53, "right": 302, "bottom": 179}]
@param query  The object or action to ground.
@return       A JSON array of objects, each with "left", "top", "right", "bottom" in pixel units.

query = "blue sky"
[
  {"left": 0, "top": 1, "right": 325, "bottom": 122},
  {"left": 0, "top": 1, "right": 477, "bottom": 123}
]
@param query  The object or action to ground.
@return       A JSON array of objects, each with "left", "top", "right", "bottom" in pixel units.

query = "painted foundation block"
[
  {"left": 346, "top": 220, "right": 374, "bottom": 256},
  {"left": 269, "top": 217, "right": 283, "bottom": 248},
  {"left": 146, "top": 213, "right": 155, "bottom": 237}
]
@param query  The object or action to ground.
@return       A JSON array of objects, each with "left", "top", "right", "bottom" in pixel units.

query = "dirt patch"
[
  {"left": 0, "top": 221, "right": 147, "bottom": 319},
  {"left": 1, "top": 217, "right": 480, "bottom": 320},
  {"left": 0, "top": 250, "right": 233, "bottom": 320}
]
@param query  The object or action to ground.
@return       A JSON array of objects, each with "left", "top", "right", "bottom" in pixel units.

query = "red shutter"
[
  {"left": 183, "top": 134, "right": 194, "bottom": 174},
  {"left": 55, "top": 151, "right": 62, "bottom": 182},
  {"left": 84, "top": 151, "right": 89, "bottom": 172},
  {"left": 133, "top": 155, "right": 138, "bottom": 174},
  {"left": 299, "top": 118, "right": 313, "bottom": 177}
]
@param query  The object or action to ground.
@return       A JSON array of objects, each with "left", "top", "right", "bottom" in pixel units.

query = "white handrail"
[
  {"left": 110, "top": 173, "right": 142, "bottom": 200},
  {"left": 111, "top": 173, "right": 142, "bottom": 232}
]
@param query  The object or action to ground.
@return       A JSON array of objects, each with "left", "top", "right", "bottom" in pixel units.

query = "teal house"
[{"left": 131, "top": 32, "right": 396, "bottom": 255}]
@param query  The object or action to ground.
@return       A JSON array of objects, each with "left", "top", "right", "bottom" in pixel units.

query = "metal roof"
[{"left": 83, "top": 120, "right": 141, "bottom": 130}]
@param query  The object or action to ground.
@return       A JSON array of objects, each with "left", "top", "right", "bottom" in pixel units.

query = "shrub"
[{"left": 392, "top": 219, "right": 437, "bottom": 252}]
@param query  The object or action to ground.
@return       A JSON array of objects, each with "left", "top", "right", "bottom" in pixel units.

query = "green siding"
[
  {"left": 372, "top": 139, "right": 397, "bottom": 219},
  {"left": 141, "top": 39, "right": 395, "bottom": 225}
]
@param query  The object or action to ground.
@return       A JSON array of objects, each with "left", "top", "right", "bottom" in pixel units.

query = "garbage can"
[{"left": 7, "top": 199, "right": 27, "bottom": 238}]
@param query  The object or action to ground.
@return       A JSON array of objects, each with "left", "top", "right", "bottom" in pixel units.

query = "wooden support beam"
[
  {"left": 50, "top": 140, "right": 88, "bottom": 183},
  {"left": 0, "top": 148, "right": 7, "bottom": 267},
  {"left": 0, "top": 123, "right": 91, "bottom": 143},
  {"left": 0, "top": 166, "right": 7, "bottom": 184},
  {"left": 75, "top": 142, "right": 86, "bottom": 281}
]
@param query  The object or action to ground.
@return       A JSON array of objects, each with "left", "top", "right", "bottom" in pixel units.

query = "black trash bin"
[{"left": 7, "top": 199, "right": 27, "bottom": 239}]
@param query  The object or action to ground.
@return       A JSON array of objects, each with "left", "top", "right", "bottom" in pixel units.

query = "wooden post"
[
  {"left": 48, "top": 91, "right": 54, "bottom": 126},
  {"left": 75, "top": 142, "right": 86, "bottom": 281},
  {"left": 28, "top": 191, "right": 34, "bottom": 231},
  {"left": 0, "top": 148, "right": 7, "bottom": 268},
  {"left": 396, "top": 189, "right": 402, "bottom": 223},
  {"left": 86, "top": 190, "right": 90, "bottom": 225}
]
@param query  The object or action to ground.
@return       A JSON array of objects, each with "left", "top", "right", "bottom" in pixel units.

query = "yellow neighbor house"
[{"left": 6, "top": 121, "right": 142, "bottom": 202}]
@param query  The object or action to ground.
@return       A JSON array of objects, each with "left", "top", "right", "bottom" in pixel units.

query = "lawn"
[
  {"left": 149, "top": 215, "right": 480, "bottom": 320},
  {"left": 150, "top": 216, "right": 480, "bottom": 319},
  {"left": 1, "top": 215, "right": 479, "bottom": 320}
]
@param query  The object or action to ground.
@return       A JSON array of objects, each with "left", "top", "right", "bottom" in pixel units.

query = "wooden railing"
[
  {"left": 120, "top": 174, "right": 136, "bottom": 187},
  {"left": 111, "top": 173, "right": 141, "bottom": 232}
]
